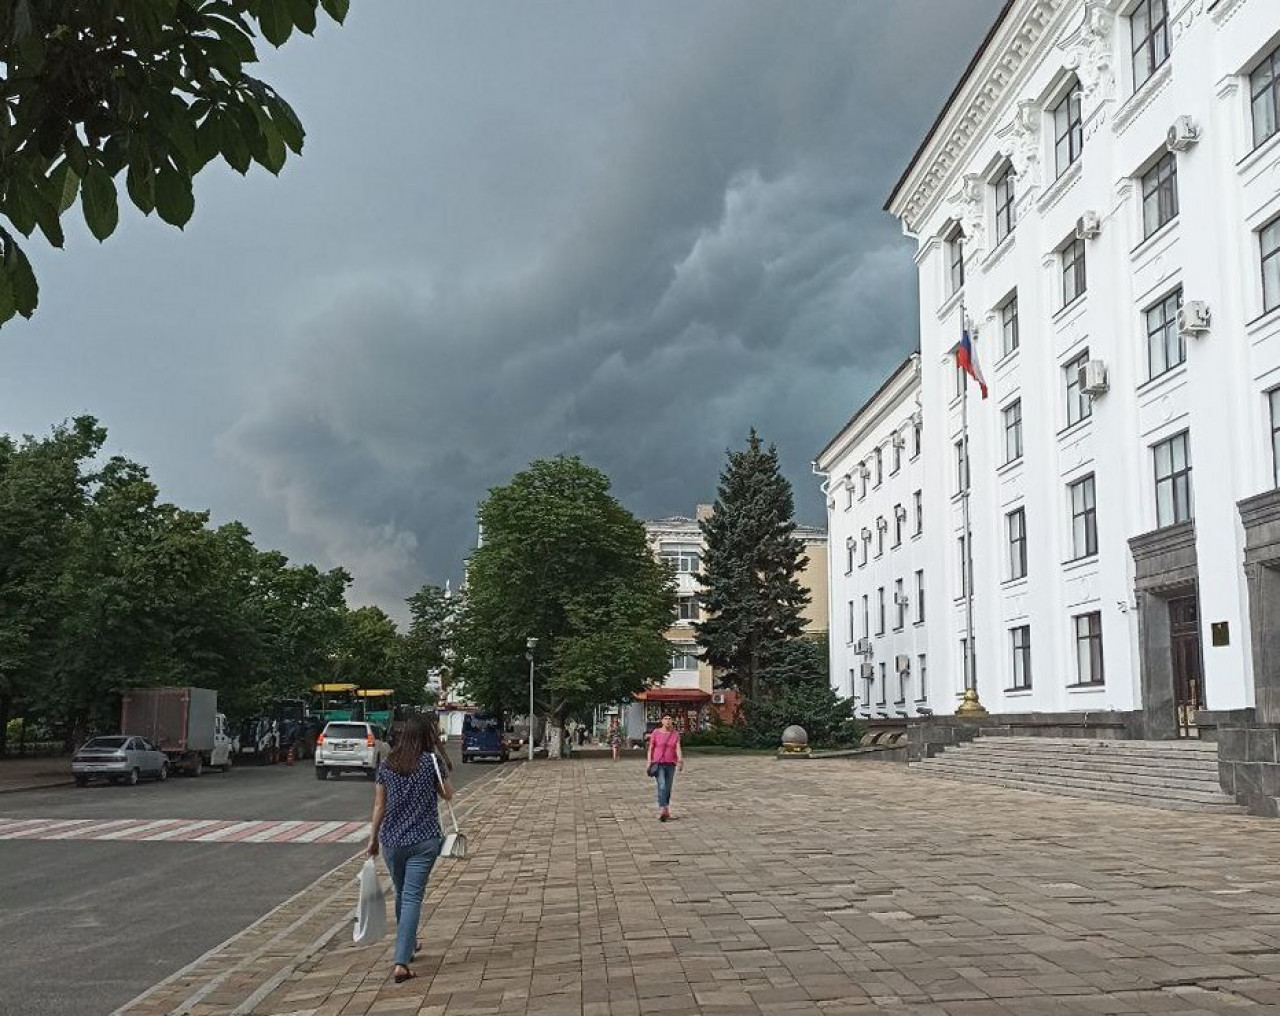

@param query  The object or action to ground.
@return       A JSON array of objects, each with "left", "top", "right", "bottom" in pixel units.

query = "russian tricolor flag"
[{"left": 954, "top": 329, "right": 988, "bottom": 400}]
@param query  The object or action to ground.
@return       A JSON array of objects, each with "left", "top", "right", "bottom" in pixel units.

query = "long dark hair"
[{"left": 386, "top": 713, "right": 452, "bottom": 777}]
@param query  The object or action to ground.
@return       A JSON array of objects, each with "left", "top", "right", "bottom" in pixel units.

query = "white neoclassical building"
[
  {"left": 816, "top": 355, "right": 932, "bottom": 720},
  {"left": 879, "top": 0, "right": 1280, "bottom": 738}
]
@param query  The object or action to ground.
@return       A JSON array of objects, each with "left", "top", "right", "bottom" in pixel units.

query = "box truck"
[{"left": 120, "top": 686, "right": 235, "bottom": 776}]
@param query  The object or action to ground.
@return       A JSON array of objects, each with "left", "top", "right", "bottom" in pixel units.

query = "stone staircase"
[{"left": 911, "top": 736, "right": 1243, "bottom": 812}]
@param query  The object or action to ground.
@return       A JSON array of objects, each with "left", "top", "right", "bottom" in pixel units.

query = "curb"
[
  {"left": 109, "top": 763, "right": 518, "bottom": 1016},
  {"left": 0, "top": 778, "right": 71, "bottom": 795}
]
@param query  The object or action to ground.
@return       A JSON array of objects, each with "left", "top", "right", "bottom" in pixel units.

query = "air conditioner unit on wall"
[
  {"left": 1167, "top": 115, "right": 1200, "bottom": 153},
  {"left": 895, "top": 655, "right": 911, "bottom": 674},
  {"left": 711, "top": 692, "right": 725, "bottom": 705},
  {"left": 894, "top": 592, "right": 910, "bottom": 608},
  {"left": 860, "top": 663, "right": 875, "bottom": 679},
  {"left": 1079, "top": 359, "right": 1109, "bottom": 396},
  {"left": 1178, "top": 300, "right": 1211, "bottom": 336},
  {"left": 1075, "top": 210, "right": 1102, "bottom": 240}
]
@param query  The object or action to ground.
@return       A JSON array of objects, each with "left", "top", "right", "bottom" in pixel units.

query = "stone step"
[
  {"left": 938, "top": 748, "right": 1222, "bottom": 779},
  {"left": 920, "top": 755, "right": 1223, "bottom": 791},
  {"left": 914, "top": 765, "right": 1245, "bottom": 812},
  {"left": 916, "top": 758, "right": 1233, "bottom": 803},
  {"left": 963, "top": 736, "right": 1220, "bottom": 758}
]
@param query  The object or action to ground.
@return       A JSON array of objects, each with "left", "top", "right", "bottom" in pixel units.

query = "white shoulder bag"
[{"left": 429, "top": 752, "right": 467, "bottom": 859}]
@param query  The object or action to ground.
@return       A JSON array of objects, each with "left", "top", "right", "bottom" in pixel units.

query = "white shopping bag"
[{"left": 353, "top": 858, "right": 387, "bottom": 945}]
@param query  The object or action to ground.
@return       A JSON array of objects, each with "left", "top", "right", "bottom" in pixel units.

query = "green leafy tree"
[
  {"left": 401, "top": 583, "right": 453, "bottom": 701},
  {"left": 332, "top": 605, "right": 402, "bottom": 693},
  {"left": 0, "top": 416, "right": 105, "bottom": 753},
  {"left": 695, "top": 430, "right": 810, "bottom": 703},
  {"left": 0, "top": 0, "right": 350, "bottom": 326},
  {"left": 454, "top": 457, "right": 674, "bottom": 757}
]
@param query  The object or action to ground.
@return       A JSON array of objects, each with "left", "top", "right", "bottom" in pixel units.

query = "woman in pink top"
[{"left": 647, "top": 714, "right": 683, "bottom": 822}]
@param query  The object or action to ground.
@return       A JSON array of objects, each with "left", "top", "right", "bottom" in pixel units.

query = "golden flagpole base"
[{"left": 955, "top": 688, "right": 988, "bottom": 717}]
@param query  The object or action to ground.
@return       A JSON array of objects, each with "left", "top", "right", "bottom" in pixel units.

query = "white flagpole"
[{"left": 957, "top": 303, "right": 986, "bottom": 716}]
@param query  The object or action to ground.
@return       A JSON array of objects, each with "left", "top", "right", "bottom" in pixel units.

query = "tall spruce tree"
[{"left": 696, "top": 430, "right": 810, "bottom": 703}]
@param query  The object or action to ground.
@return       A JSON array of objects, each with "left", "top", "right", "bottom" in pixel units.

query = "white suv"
[{"left": 315, "top": 722, "right": 389, "bottom": 780}]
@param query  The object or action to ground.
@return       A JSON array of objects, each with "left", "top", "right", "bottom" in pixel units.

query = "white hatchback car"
[{"left": 314, "top": 721, "right": 389, "bottom": 780}]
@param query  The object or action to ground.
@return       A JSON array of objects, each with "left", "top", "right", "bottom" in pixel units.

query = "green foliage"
[
  {"left": 453, "top": 457, "right": 675, "bottom": 728},
  {"left": 696, "top": 429, "right": 811, "bottom": 702},
  {"left": 0, "top": 0, "right": 351, "bottom": 326},
  {"left": 740, "top": 682, "right": 862, "bottom": 750},
  {"left": 0, "top": 415, "right": 357, "bottom": 750}
]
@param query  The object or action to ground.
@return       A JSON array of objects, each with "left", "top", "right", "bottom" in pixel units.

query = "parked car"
[
  {"left": 461, "top": 712, "right": 508, "bottom": 763},
  {"left": 72, "top": 736, "right": 169, "bottom": 786},
  {"left": 314, "top": 721, "right": 389, "bottom": 780}
]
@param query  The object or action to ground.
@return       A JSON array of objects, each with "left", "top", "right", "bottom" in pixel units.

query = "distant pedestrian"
[
  {"left": 609, "top": 721, "right": 623, "bottom": 761},
  {"left": 367, "top": 713, "right": 455, "bottom": 984},
  {"left": 647, "top": 714, "right": 683, "bottom": 822}
]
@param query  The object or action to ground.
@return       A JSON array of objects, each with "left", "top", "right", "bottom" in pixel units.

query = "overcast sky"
[{"left": 1, "top": 0, "right": 1002, "bottom": 620}]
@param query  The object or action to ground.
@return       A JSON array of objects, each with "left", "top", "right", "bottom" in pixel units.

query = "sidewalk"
[
  {"left": 129, "top": 756, "right": 1280, "bottom": 1015},
  {"left": 0, "top": 754, "right": 70, "bottom": 794}
]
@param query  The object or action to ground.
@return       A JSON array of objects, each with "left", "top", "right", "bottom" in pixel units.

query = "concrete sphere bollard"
[{"left": 779, "top": 725, "right": 811, "bottom": 758}]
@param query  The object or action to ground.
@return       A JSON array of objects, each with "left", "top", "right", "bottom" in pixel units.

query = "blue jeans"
[
  {"left": 654, "top": 764, "right": 676, "bottom": 808},
  {"left": 382, "top": 837, "right": 443, "bottom": 966}
]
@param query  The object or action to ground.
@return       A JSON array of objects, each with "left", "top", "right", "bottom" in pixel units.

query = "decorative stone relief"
[
  {"left": 1070, "top": 1, "right": 1118, "bottom": 102},
  {"left": 1007, "top": 98, "right": 1043, "bottom": 194}
]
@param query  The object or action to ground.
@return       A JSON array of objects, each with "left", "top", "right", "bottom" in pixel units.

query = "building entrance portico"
[{"left": 1130, "top": 522, "right": 1200, "bottom": 741}]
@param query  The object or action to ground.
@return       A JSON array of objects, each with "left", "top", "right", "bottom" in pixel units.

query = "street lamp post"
[{"left": 525, "top": 637, "right": 538, "bottom": 762}]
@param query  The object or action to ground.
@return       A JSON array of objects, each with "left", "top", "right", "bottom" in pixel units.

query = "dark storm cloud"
[
  {"left": 222, "top": 0, "right": 1003, "bottom": 614},
  {"left": 2, "top": 1, "right": 1002, "bottom": 619}
]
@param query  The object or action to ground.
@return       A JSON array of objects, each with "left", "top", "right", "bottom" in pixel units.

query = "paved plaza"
[{"left": 127, "top": 756, "right": 1280, "bottom": 1015}]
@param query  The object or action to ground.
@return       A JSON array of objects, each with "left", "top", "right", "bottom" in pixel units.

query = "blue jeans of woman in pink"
[{"left": 654, "top": 764, "right": 676, "bottom": 808}]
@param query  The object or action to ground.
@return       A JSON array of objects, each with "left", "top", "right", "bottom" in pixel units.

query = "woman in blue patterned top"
[{"left": 367, "top": 713, "right": 455, "bottom": 983}]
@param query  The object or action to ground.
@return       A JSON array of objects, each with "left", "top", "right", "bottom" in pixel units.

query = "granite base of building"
[{"left": 1199, "top": 709, "right": 1280, "bottom": 817}]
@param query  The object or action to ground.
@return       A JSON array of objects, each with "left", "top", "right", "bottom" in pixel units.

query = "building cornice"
[
  {"left": 815, "top": 353, "right": 921, "bottom": 471},
  {"left": 886, "top": 0, "right": 1077, "bottom": 234}
]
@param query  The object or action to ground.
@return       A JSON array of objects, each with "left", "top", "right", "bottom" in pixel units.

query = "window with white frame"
[
  {"left": 677, "top": 595, "right": 700, "bottom": 622},
  {"left": 1003, "top": 399, "right": 1023, "bottom": 464},
  {"left": 912, "top": 416, "right": 922, "bottom": 457},
  {"left": 892, "top": 434, "right": 902, "bottom": 474},
  {"left": 844, "top": 536, "right": 854, "bottom": 574},
  {"left": 1250, "top": 43, "right": 1280, "bottom": 150},
  {"left": 1007, "top": 507, "right": 1027, "bottom": 581},
  {"left": 1141, "top": 151, "right": 1178, "bottom": 239},
  {"left": 1271, "top": 389, "right": 1280, "bottom": 489},
  {"left": 1010, "top": 625, "right": 1032, "bottom": 691},
  {"left": 947, "top": 226, "right": 965, "bottom": 295},
  {"left": 894, "top": 578, "right": 906, "bottom": 630},
  {"left": 1073, "top": 612, "right": 1104, "bottom": 685},
  {"left": 1130, "top": 0, "right": 1169, "bottom": 91},
  {"left": 893, "top": 505, "right": 904, "bottom": 547},
  {"left": 1263, "top": 217, "right": 1280, "bottom": 314},
  {"left": 861, "top": 530, "right": 871, "bottom": 566},
  {"left": 917, "top": 653, "right": 927, "bottom": 701},
  {"left": 955, "top": 437, "right": 969, "bottom": 493},
  {"left": 1065, "top": 349, "right": 1092, "bottom": 426},
  {"left": 1154, "top": 430, "right": 1193, "bottom": 527},
  {"left": 1146, "top": 288, "right": 1184, "bottom": 379},
  {"left": 896, "top": 659, "right": 909, "bottom": 705},
  {"left": 848, "top": 668, "right": 858, "bottom": 702},
  {"left": 1053, "top": 82, "right": 1083, "bottom": 178},
  {"left": 874, "top": 447, "right": 883, "bottom": 487},
  {"left": 915, "top": 569, "right": 925, "bottom": 623},
  {"left": 1061, "top": 237, "right": 1087, "bottom": 305},
  {"left": 994, "top": 164, "right": 1016, "bottom": 243},
  {"left": 1069, "top": 474, "right": 1098, "bottom": 559},
  {"left": 670, "top": 646, "right": 699, "bottom": 671},
  {"left": 876, "top": 517, "right": 885, "bottom": 557},
  {"left": 862, "top": 595, "right": 870, "bottom": 638},
  {"left": 1000, "top": 292, "right": 1019, "bottom": 355},
  {"left": 659, "top": 548, "right": 700, "bottom": 574},
  {"left": 913, "top": 489, "right": 923, "bottom": 535},
  {"left": 954, "top": 360, "right": 967, "bottom": 399},
  {"left": 957, "top": 535, "right": 969, "bottom": 597},
  {"left": 876, "top": 587, "right": 886, "bottom": 636},
  {"left": 877, "top": 662, "right": 887, "bottom": 705},
  {"left": 844, "top": 477, "right": 853, "bottom": 510}
]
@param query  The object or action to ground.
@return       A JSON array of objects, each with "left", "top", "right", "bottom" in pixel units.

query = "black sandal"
[{"left": 394, "top": 966, "right": 416, "bottom": 984}]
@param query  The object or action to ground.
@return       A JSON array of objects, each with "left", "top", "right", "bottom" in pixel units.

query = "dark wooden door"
[{"left": 1168, "top": 595, "right": 1203, "bottom": 738}]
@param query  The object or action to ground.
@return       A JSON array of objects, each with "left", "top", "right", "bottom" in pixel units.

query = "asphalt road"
[{"left": 0, "top": 752, "right": 501, "bottom": 1016}]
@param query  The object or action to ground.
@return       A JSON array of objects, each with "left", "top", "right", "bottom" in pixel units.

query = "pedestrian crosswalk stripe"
[{"left": 0, "top": 816, "right": 371, "bottom": 845}]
